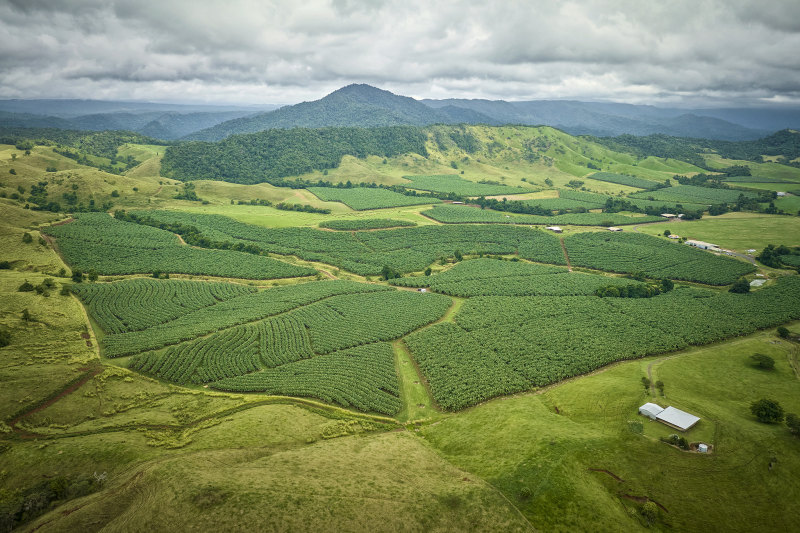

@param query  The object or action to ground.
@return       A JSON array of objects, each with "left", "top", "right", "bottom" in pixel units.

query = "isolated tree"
[
  {"left": 453, "top": 249, "right": 463, "bottom": 262},
  {"left": 663, "top": 229, "right": 671, "bottom": 237},
  {"left": 729, "top": 278, "right": 750, "bottom": 294},
  {"left": 777, "top": 326, "right": 790, "bottom": 339},
  {"left": 750, "top": 353, "right": 775, "bottom": 370},
  {"left": 424, "top": 267, "right": 432, "bottom": 276},
  {"left": 641, "top": 501, "right": 658, "bottom": 524},
  {"left": 21, "top": 232, "right": 33, "bottom": 244},
  {"left": 750, "top": 399, "right": 784, "bottom": 424},
  {"left": 641, "top": 376, "right": 651, "bottom": 392},
  {"left": 21, "top": 308, "right": 31, "bottom": 322},
  {"left": 71, "top": 269, "right": 83, "bottom": 283},
  {"left": 88, "top": 270, "right": 98, "bottom": 282},
  {"left": 786, "top": 413, "right": 800, "bottom": 436},
  {"left": 655, "top": 381, "right": 665, "bottom": 395},
  {"left": 17, "top": 280, "right": 34, "bottom": 292}
]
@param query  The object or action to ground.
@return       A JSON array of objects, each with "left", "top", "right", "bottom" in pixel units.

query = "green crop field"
[
  {"left": 44, "top": 213, "right": 315, "bottom": 279},
  {"left": 401, "top": 174, "right": 530, "bottom": 195},
  {"left": 405, "top": 276, "right": 800, "bottom": 410},
  {"left": 631, "top": 184, "right": 760, "bottom": 204},
  {"left": 120, "top": 209, "right": 567, "bottom": 275},
  {"left": 307, "top": 187, "right": 442, "bottom": 210},
  {"left": 391, "top": 258, "right": 642, "bottom": 297},
  {"left": 319, "top": 218, "right": 416, "bottom": 230},
  {"left": 564, "top": 231, "right": 756, "bottom": 284},
  {"left": 588, "top": 171, "right": 662, "bottom": 189},
  {"left": 423, "top": 204, "right": 662, "bottom": 225}
]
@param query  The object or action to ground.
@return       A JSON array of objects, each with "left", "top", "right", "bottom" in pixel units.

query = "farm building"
[
  {"left": 668, "top": 234, "right": 680, "bottom": 240},
  {"left": 639, "top": 403, "right": 664, "bottom": 420},
  {"left": 685, "top": 239, "right": 719, "bottom": 251},
  {"left": 545, "top": 226, "right": 563, "bottom": 233},
  {"left": 750, "top": 279, "right": 766, "bottom": 287},
  {"left": 607, "top": 227, "right": 622, "bottom": 232},
  {"left": 660, "top": 213, "right": 677, "bottom": 219},
  {"left": 656, "top": 406, "right": 700, "bottom": 431},
  {"left": 776, "top": 192, "right": 786, "bottom": 197}
]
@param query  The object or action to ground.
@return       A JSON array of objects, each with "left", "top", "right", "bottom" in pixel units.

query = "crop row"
[
  {"left": 127, "top": 210, "right": 567, "bottom": 275},
  {"left": 211, "top": 343, "right": 402, "bottom": 415},
  {"left": 588, "top": 172, "right": 661, "bottom": 189},
  {"left": 307, "top": 187, "right": 441, "bottom": 210},
  {"left": 73, "top": 278, "right": 256, "bottom": 334},
  {"left": 95, "top": 280, "right": 392, "bottom": 357},
  {"left": 400, "top": 174, "right": 529, "bottom": 196},
  {"left": 44, "top": 213, "right": 315, "bottom": 279},
  {"left": 564, "top": 231, "right": 755, "bottom": 285},
  {"left": 391, "top": 258, "right": 642, "bottom": 297},
  {"left": 630, "top": 184, "right": 759, "bottom": 204},
  {"left": 421, "top": 205, "right": 662, "bottom": 225},
  {"left": 319, "top": 218, "right": 416, "bottom": 230}
]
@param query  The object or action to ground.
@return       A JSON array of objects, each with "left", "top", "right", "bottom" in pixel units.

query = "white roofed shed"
[
  {"left": 639, "top": 403, "right": 664, "bottom": 420},
  {"left": 657, "top": 406, "right": 700, "bottom": 431}
]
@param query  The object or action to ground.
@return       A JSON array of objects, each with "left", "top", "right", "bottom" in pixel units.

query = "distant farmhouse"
[{"left": 638, "top": 403, "right": 700, "bottom": 431}]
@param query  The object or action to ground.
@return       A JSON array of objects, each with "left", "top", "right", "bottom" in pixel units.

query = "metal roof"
[
  {"left": 639, "top": 403, "right": 664, "bottom": 418},
  {"left": 657, "top": 406, "right": 700, "bottom": 430}
]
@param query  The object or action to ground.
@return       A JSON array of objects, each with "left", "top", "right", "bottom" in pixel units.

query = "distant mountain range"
[
  {"left": 2, "top": 85, "right": 799, "bottom": 142},
  {"left": 0, "top": 100, "right": 275, "bottom": 140}
]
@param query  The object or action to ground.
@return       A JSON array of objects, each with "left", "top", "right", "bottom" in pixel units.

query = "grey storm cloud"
[{"left": 0, "top": 0, "right": 799, "bottom": 106}]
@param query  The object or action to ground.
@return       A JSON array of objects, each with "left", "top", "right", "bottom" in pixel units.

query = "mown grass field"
[{"left": 636, "top": 212, "right": 800, "bottom": 251}]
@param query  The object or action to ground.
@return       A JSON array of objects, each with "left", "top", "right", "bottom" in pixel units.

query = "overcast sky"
[{"left": 2, "top": 0, "right": 799, "bottom": 107}]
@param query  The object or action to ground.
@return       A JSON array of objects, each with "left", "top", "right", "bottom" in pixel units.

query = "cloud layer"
[{"left": 1, "top": 0, "right": 799, "bottom": 106}]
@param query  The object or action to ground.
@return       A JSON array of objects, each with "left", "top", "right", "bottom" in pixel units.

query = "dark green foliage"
[
  {"left": 0, "top": 261, "right": 10, "bottom": 269},
  {"left": 777, "top": 326, "right": 790, "bottom": 338},
  {"left": 729, "top": 278, "right": 751, "bottom": 293},
  {"left": 661, "top": 434, "right": 689, "bottom": 450},
  {"left": 21, "top": 232, "right": 33, "bottom": 244},
  {"left": 786, "top": 413, "right": 800, "bottom": 436},
  {"left": 17, "top": 280, "right": 34, "bottom": 292},
  {"left": 319, "top": 219, "right": 416, "bottom": 230},
  {"left": 275, "top": 202, "right": 331, "bottom": 214},
  {"left": 750, "top": 398, "right": 784, "bottom": 423},
  {"left": 0, "top": 473, "right": 101, "bottom": 531},
  {"left": 0, "top": 327, "right": 9, "bottom": 347},
  {"left": 9, "top": 168, "right": 16, "bottom": 175},
  {"left": 641, "top": 376, "right": 651, "bottom": 392},
  {"left": 756, "top": 244, "right": 800, "bottom": 268},
  {"left": 21, "top": 308, "right": 31, "bottom": 322},
  {"left": 174, "top": 182, "right": 201, "bottom": 201},
  {"left": 749, "top": 353, "right": 775, "bottom": 370},
  {"left": 161, "top": 126, "right": 429, "bottom": 185},
  {"left": 655, "top": 381, "right": 665, "bottom": 394}
]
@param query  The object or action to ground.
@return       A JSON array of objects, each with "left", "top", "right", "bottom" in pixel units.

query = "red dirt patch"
[
  {"left": 10, "top": 367, "right": 104, "bottom": 434},
  {"left": 50, "top": 217, "right": 75, "bottom": 227}
]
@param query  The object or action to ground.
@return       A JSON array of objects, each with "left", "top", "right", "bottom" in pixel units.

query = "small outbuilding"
[
  {"left": 607, "top": 227, "right": 622, "bottom": 232},
  {"left": 698, "top": 443, "right": 709, "bottom": 453},
  {"left": 661, "top": 213, "right": 677, "bottom": 219},
  {"left": 639, "top": 403, "right": 664, "bottom": 420},
  {"left": 685, "top": 239, "right": 719, "bottom": 251},
  {"left": 668, "top": 234, "right": 680, "bottom": 240},
  {"left": 545, "top": 226, "right": 563, "bottom": 233},
  {"left": 776, "top": 192, "right": 786, "bottom": 197},
  {"left": 750, "top": 279, "right": 766, "bottom": 287},
  {"left": 656, "top": 406, "right": 700, "bottom": 431}
]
